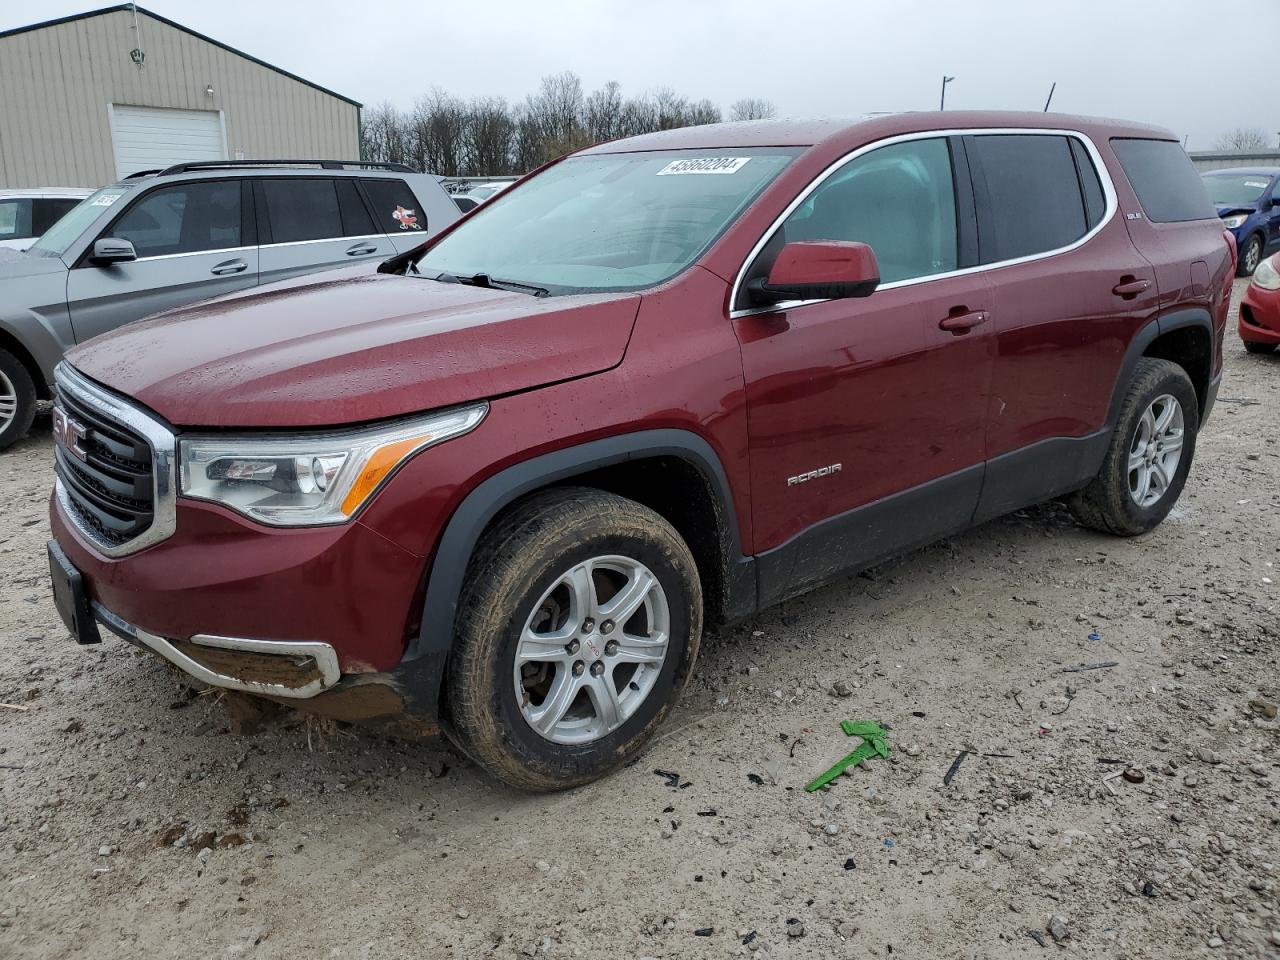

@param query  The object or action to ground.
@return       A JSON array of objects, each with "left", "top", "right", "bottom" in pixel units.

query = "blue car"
[{"left": 1201, "top": 167, "right": 1280, "bottom": 276}]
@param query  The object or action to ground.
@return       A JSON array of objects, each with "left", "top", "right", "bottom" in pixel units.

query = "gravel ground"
[{"left": 1, "top": 280, "right": 1277, "bottom": 960}]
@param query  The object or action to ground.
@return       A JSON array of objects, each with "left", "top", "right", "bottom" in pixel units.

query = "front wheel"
[
  {"left": 1244, "top": 340, "right": 1277, "bottom": 355},
  {"left": 1239, "top": 234, "right": 1264, "bottom": 277},
  {"left": 1069, "top": 358, "right": 1199, "bottom": 536},
  {"left": 445, "top": 487, "right": 702, "bottom": 791},
  {"left": 0, "top": 349, "right": 37, "bottom": 451}
]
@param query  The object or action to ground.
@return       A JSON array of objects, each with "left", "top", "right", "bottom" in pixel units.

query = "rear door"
[
  {"left": 256, "top": 177, "right": 394, "bottom": 284},
  {"left": 66, "top": 178, "right": 258, "bottom": 343},
  {"left": 966, "top": 132, "right": 1161, "bottom": 522}
]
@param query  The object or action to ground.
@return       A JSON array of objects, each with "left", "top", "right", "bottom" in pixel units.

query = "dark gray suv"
[{"left": 0, "top": 160, "right": 458, "bottom": 449}]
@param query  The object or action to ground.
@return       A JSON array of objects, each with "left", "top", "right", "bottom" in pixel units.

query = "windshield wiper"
[{"left": 434, "top": 271, "right": 549, "bottom": 297}]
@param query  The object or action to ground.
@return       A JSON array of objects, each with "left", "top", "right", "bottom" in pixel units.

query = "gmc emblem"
[{"left": 52, "top": 408, "right": 89, "bottom": 462}]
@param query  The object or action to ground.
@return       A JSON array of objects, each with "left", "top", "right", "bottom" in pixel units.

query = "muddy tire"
[
  {"left": 0, "top": 349, "right": 37, "bottom": 452},
  {"left": 444, "top": 486, "right": 702, "bottom": 791},
  {"left": 1069, "top": 358, "right": 1199, "bottom": 537}
]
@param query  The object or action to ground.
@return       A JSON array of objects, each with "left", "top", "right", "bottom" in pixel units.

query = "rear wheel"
[
  {"left": 0, "top": 349, "right": 37, "bottom": 451},
  {"left": 1069, "top": 358, "right": 1199, "bottom": 536},
  {"left": 1244, "top": 340, "right": 1277, "bottom": 355},
  {"left": 445, "top": 487, "right": 702, "bottom": 791},
  {"left": 1239, "top": 234, "right": 1264, "bottom": 277}
]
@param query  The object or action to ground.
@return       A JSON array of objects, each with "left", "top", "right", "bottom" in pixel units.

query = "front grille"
[{"left": 54, "top": 378, "right": 155, "bottom": 549}]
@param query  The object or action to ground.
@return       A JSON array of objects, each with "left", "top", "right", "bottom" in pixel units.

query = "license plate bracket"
[{"left": 47, "top": 540, "right": 101, "bottom": 645}]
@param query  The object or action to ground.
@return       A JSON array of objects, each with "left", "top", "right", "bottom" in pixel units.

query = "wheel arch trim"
[
  {"left": 406, "top": 429, "right": 752, "bottom": 668},
  {"left": 1107, "top": 307, "right": 1214, "bottom": 427}
]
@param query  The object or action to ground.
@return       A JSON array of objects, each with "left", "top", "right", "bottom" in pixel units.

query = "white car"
[{"left": 0, "top": 188, "right": 94, "bottom": 251}]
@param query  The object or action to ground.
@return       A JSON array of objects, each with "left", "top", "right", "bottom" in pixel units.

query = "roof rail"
[
  {"left": 155, "top": 159, "right": 417, "bottom": 176},
  {"left": 124, "top": 168, "right": 163, "bottom": 179}
]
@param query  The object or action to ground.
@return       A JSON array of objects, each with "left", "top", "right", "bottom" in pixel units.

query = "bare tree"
[
  {"left": 360, "top": 102, "right": 411, "bottom": 166},
  {"left": 729, "top": 98, "right": 777, "bottom": 121},
  {"left": 464, "top": 97, "right": 516, "bottom": 176},
  {"left": 584, "top": 80, "right": 626, "bottom": 143},
  {"left": 1215, "top": 127, "right": 1272, "bottom": 153},
  {"left": 360, "top": 73, "right": 780, "bottom": 174}
]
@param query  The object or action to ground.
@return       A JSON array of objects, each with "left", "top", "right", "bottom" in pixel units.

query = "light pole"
[{"left": 940, "top": 76, "right": 955, "bottom": 111}]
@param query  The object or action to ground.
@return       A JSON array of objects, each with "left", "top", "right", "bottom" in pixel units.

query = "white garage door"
[{"left": 110, "top": 105, "right": 225, "bottom": 179}]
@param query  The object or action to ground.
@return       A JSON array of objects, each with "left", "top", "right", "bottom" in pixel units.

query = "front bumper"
[
  {"left": 51, "top": 491, "right": 426, "bottom": 675},
  {"left": 1240, "top": 283, "right": 1280, "bottom": 344}
]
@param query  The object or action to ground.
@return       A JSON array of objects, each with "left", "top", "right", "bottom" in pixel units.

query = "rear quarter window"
[
  {"left": 1110, "top": 139, "right": 1216, "bottom": 223},
  {"left": 362, "top": 179, "right": 427, "bottom": 234}
]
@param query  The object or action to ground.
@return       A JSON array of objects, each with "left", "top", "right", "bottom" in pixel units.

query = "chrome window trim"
[
  {"left": 93, "top": 602, "right": 340, "bottom": 699},
  {"left": 125, "top": 233, "right": 389, "bottom": 263},
  {"left": 53, "top": 362, "right": 177, "bottom": 558},
  {"left": 728, "top": 127, "right": 1119, "bottom": 319}
]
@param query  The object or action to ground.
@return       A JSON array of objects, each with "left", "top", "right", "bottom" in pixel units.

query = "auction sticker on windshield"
[{"left": 657, "top": 157, "right": 751, "bottom": 175}]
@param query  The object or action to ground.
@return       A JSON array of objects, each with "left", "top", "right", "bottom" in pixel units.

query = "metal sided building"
[{"left": 0, "top": 4, "right": 361, "bottom": 188}]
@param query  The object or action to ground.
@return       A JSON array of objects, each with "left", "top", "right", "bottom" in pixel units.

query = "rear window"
[
  {"left": 968, "top": 134, "right": 1091, "bottom": 262},
  {"left": 1111, "top": 139, "right": 1216, "bottom": 223}
]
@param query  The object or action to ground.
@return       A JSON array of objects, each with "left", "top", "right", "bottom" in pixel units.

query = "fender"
[
  {"left": 0, "top": 308, "right": 75, "bottom": 396},
  {"left": 393, "top": 429, "right": 755, "bottom": 719},
  {"left": 1105, "top": 307, "right": 1216, "bottom": 428}
]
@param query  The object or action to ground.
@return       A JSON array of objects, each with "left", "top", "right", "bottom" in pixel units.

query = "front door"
[
  {"left": 733, "top": 136, "right": 995, "bottom": 606},
  {"left": 66, "top": 179, "right": 258, "bottom": 344}
]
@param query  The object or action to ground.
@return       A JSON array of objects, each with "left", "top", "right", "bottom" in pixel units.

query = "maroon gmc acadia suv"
[{"left": 47, "top": 113, "right": 1233, "bottom": 790}]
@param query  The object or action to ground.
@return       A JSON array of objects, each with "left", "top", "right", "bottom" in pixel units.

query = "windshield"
[
  {"left": 28, "top": 186, "right": 131, "bottom": 257},
  {"left": 1201, "top": 174, "right": 1273, "bottom": 207},
  {"left": 418, "top": 149, "right": 799, "bottom": 294}
]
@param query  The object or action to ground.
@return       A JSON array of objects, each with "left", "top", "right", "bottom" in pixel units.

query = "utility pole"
[
  {"left": 940, "top": 76, "right": 955, "bottom": 111},
  {"left": 1043, "top": 82, "right": 1056, "bottom": 112}
]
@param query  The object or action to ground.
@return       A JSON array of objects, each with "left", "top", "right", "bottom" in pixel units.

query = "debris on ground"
[
  {"left": 943, "top": 750, "right": 969, "bottom": 786},
  {"left": 1060, "top": 661, "right": 1118, "bottom": 673},
  {"left": 804, "top": 720, "right": 889, "bottom": 791}
]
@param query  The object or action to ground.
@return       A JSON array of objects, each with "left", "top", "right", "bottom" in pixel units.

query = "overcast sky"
[{"left": 0, "top": 0, "right": 1272, "bottom": 151}]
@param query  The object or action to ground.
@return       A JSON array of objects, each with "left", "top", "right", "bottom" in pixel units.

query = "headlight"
[
  {"left": 1222, "top": 213, "right": 1249, "bottom": 229},
  {"left": 179, "top": 403, "right": 487, "bottom": 526},
  {"left": 1253, "top": 256, "right": 1280, "bottom": 291}
]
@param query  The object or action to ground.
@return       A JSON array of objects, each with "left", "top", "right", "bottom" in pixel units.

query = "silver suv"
[{"left": 0, "top": 160, "right": 459, "bottom": 449}]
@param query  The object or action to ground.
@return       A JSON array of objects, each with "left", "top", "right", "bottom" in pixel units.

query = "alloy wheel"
[
  {"left": 1127, "top": 393, "right": 1184, "bottom": 508},
  {"left": 1245, "top": 238, "right": 1262, "bottom": 274},
  {"left": 514, "top": 555, "right": 670, "bottom": 745},
  {"left": 0, "top": 369, "right": 16, "bottom": 431}
]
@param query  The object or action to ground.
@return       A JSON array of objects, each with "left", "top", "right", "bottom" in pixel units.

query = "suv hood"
[
  {"left": 0, "top": 249, "right": 68, "bottom": 278},
  {"left": 1216, "top": 203, "right": 1258, "bottom": 218},
  {"left": 67, "top": 268, "right": 641, "bottom": 427}
]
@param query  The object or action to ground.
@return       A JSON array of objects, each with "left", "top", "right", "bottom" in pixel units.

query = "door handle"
[
  {"left": 938, "top": 309, "right": 989, "bottom": 334},
  {"left": 346, "top": 243, "right": 379, "bottom": 257},
  {"left": 1112, "top": 277, "right": 1151, "bottom": 298},
  {"left": 210, "top": 259, "right": 248, "bottom": 276}
]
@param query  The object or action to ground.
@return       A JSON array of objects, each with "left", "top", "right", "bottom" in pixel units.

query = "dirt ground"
[{"left": 1, "top": 280, "right": 1277, "bottom": 960}]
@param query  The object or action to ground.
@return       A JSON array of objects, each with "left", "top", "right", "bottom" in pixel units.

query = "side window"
[
  {"left": 261, "top": 179, "right": 344, "bottom": 243},
  {"left": 0, "top": 199, "right": 33, "bottom": 241},
  {"left": 968, "top": 135, "right": 1088, "bottom": 262},
  {"left": 1109, "top": 139, "right": 1216, "bottom": 223},
  {"left": 362, "top": 178, "right": 427, "bottom": 234},
  {"left": 336, "top": 180, "right": 376, "bottom": 236},
  {"left": 110, "top": 181, "right": 243, "bottom": 258},
  {"left": 767, "top": 137, "right": 957, "bottom": 285},
  {"left": 1070, "top": 140, "right": 1106, "bottom": 230},
  {"left": 32, "top": 198, "right": 81, "bottom": 236}
]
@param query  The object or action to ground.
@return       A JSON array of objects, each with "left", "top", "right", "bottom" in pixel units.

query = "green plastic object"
[{"left": 804, "top": 720, "right": 889, "bottom": 792}]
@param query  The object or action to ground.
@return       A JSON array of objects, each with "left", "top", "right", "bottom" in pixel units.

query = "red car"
[
  {"left": 1239, "top": 252, "right": 1280, "bottom": 353},
  {"left": 47, "top": 112, "right": 1232, "bottom": 790}
]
